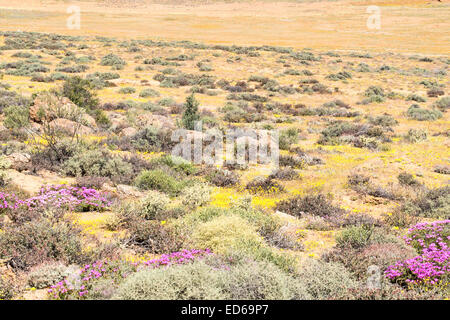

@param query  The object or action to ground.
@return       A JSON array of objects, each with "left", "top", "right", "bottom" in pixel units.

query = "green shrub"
[
  {"left": 118, "top": 87, "right": 136, "bottom": 94},
  {"left": 0, "top": 275, "right": 16, "bottom": 300},
  {"left": 406, "top": 104, "right": 442, "bottom": 121},
  {"left": 279, "top": 128, "right": 299, "bottom": 150},
  {"left": 268, "top": 168, "right": 299, "bottom": 180},
  {"left": 406, "top": 94, "right": 426, "bottom": 102},
  {"left": 180, "top": 183, "right": 212, "bottom": 209},
  {"left": 296, "top": 259, "right": 359, "bottom": 299},
  {"left": 62, "top": 76, "right": 99, "bottom": 111},
  {"left": 383, "top": 210, "right": 419, "bottom": 228},
  {"left": 139, "top": 190, "right": 170, "bottom": 220},
  {"left": 218, "top": 259, "right": 311, "bottom": 300},
  {"left": 62, "top": 149, "right": 132, "bottom": 182},
  {"left": 336, "top": 225, "right": 374, "bottom": 249},
  {"left": 404, "top": 128, "right": 427, "bottom": 143},
  {"left": 181, "top": 93, "right": 200, "bottom": 130},
  {"left": 191, "top": 215, "right": 262, "bottom": 254},
  {"left": 27, "top": 262, "right": 76, "bottom": 289},
  {"left": 114, "top": 261, "right": 226, "bottom": 300},
  {"left": 204, "top": 167, "right": 239, "bottom": 187},
  {"left": 139, "top": 88, "right": 160, "bottom": 98},
  {"left": 150, "top": 155, "right": 197, "bottom": 176},
  {"left": 397, "top": 172, "right": 420, "bottom": 187},
  {"left": 0, "top": 89, "right": 30, "bottom": 113},
  {"left": 433, "top": 96, "right": 450, "bottom": 112},
  {"left": 100, "top": 53, "right": 126, "bottom": 67},
  {"left": 134, "top": 169, "right": 183, "bottom": 196},
  {"left": 3, "top": 105, "right": 30, "bottom": 130},
  {"left": 245, "top": 176, "right": 284, "bottom": 194}
]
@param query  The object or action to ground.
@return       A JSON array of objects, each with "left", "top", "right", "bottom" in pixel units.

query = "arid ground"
[{"left": 0, "top": 0, "right": 448, "bottom": 300}]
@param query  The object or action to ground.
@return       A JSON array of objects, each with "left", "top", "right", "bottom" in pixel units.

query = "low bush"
[
  {"left": 125, "top": 219, "right": 185, "bottom": 254},
  {"left": 0, "top": 218, "right": 86, "bottom": 270},
  {"left": 62, "top": 149, "right": 133, "bottom": 184},
  {"left": 406, "top": 104, "right": 442, "bottom": 121},
  {"left": 134, "top": 169, "right": 183, "bottom": 196},
  {"left": 114, "top": 261, "right": 225, "bottom": 300},
  {"left": 204, "top": 167, "right": 239, "bottom": 187},
  {"left": 139, "top": 88, "right": 160, "bottom": 98},
  {"left": 118, "top": 87, "right": 136, "bottom": 94},
  {"left": 276, "top": 193, "right": 345, "bottom": 218},
  {"left": 404, "top": 128, "right": 427, "bottom": 143},
  {"left": 139, "top": 190, "right": 170, "bottom": 220},
  {"left": 401, "top": 186, "right": 449, "bottom": 219},
  {"left": 296, "top": 259, "right": 359, "bottom": 300},
  {"left": 434, "top": 165, "right": 450, "bottom": 175},
  {"left": 180, "top": 183, "right": 212, "bottom": 209},
  {"left": 62, "top": 76, "right": 99, "bottom": 111},
  {"left": 397, "top": 172, "right": 421, "bottom": 187},
  {"left": 245, "top": 176, "right": 284, "bottom": 194},
  {"left": 279, "top": 128, "right": 299, "bottom": 150},
  {"left": 433, "top": 96, "right": 450, "bottom": 112},
  {"left": 323, "top": 243, "right": 416, "bottom": 281},
  {"left": 191, "top": 215, "right": 262, "bottom": 255},
  {"left": 336, "top": 225, "right": 374, "bottom": 249},
  {"left": 218, "top": 259, "right": 311, "bottom": 300},
  {"left": 27, "top": 262, "right": 75, "bottom": 289},
  {"left": 268, "top": 168, "right": 298, "bottom": 180}
]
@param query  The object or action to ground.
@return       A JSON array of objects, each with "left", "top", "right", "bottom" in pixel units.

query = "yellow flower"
[{"left": 161, "top": 220, "right": 166, "bottom": 225}]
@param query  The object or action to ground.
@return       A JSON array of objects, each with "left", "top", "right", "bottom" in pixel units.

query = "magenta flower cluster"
[
  {"left": 385, "top": 220, "right": 450, "bottom": 288},
  {"left": 0, "top": 184, "right": 110, "bottom": 212},
  {"left": 48, "top": 261, "right": 123, "bottom": 299},
  {"left": 48, "top": 249, "right": 212, "bottom": 299},
  {"left": 141, "top": 248, "right": 212, "bottom": 268},
  {"left": 403, "top": 220, "right": 450, "bottom": 252}
]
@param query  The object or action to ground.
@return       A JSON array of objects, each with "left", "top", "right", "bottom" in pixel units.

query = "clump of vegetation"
[
  {"left": 245, "top": 176, "right": 284, "bottom": 194},
  {"left": 276, "top": 193, "right": 345, "bottom": 218},
  {"left": 401, "top": 186, "right": 450, "bottom": 219},
  {"left": 100, "top": 53, "right": 126, "bottom": 68},
  {"left": 433, "top": 96, "right": 450, "bottom": 112},
  {"left": 181, "top": 93, "right": 200, "bottom": 130},
  {"left": 404, "top": 128, "right": 427, "bottom": 143},
  {"left": 406, "top": 104, "right": 442, "bottom": 121},
  {"left": 134, "top": 169, "right": 184, "bottom": 196}
]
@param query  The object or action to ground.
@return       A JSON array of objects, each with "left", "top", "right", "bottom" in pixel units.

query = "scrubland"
[{"left": 0, "top": 0, "right": 449, "bottom": 300}]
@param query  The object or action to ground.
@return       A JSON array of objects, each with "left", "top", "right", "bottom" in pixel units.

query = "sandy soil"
[{"left": 0, "top": 0, "right": 448, "bottom": 54}]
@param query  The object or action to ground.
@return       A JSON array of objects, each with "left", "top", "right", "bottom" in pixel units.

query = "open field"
[
  {"left": 0, "top": 0, "right": 449, "bottom": 54},
  {"left": 0, "top": 0, "right": 449, "bottom": 300}
]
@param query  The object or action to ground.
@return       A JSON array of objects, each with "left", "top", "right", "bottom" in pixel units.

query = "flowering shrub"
[
  {"left": 142, "top": 249, "right": 212, "bottom": 268},
  {"left": 0, "top": 184, "right": 110, "bottom": 212},
  {"left": 48, "top": 249, "right": 212, "bottom": 299},
  {"left": 403, "top": 220, "right": 450, "bottom": 253},
  {"left": 385, "top": 244, "right": 449, "bottom": 288},
  {"left": 385, "top": 220, "right": 450, "bottom": 289},
  {"left": 49, "top": 260, "right": 131, "bottom": 300}
]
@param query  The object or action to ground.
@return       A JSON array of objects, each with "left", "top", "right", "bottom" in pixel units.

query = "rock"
[
  {"left": 8, "top": 152, "right": 31, "bottom": 170},
  {"left": 120, "top": 127, "right": 138, "bottom": 137},
  {"left": 136, "top": 114, "right": 175, "bottom": 130},
  {"left": 49, "top": 118, "right": 93, "bottom": 135},
  {"left": 29, "top": 93, "right": 96, "bottom": 128}
]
